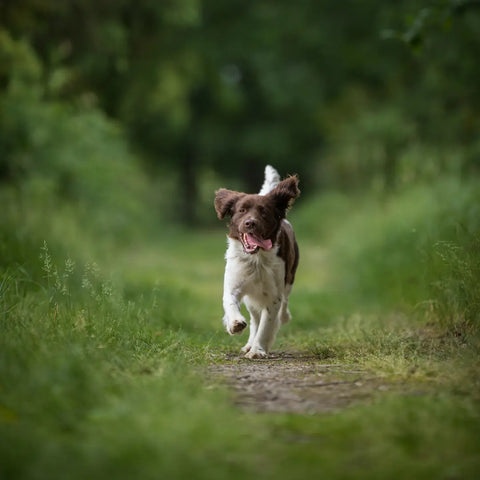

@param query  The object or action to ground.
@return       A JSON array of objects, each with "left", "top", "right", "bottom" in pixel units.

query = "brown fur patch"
[{"left": 277, "top": 220, "right": 299, "bottom": 285}]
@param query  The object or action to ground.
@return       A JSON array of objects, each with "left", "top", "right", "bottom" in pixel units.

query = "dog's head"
[{"left": 214, "top": 176, "right": 300, "bottom": 254}]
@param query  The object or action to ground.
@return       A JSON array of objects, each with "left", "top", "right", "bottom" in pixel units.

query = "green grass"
[{"left": 1, "top": 177, "right": 480, "bottom": 479}]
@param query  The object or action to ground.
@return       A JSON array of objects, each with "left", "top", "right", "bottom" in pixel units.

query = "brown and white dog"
[{"left": 214, "top": 166, "right": 300, "bottom": 359}]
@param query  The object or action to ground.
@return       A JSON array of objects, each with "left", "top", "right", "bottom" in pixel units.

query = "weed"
[{"left": 432, "top": 235, "right": 480, "bottom": 334}]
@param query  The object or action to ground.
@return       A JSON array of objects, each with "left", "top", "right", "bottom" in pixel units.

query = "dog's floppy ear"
[
  {"left": 269, "top": 175, "right": 300, "bottom": 215},
  {"left": 214, "top": 189, "right": 243, "bottom": 219}
]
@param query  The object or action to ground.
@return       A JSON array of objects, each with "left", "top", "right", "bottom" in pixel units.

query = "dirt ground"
[{"left": 208, "top": 352, "right": 394, "bottom": 414}]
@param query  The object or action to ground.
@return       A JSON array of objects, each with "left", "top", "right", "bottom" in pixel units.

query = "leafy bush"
[{"left": 0, "top": 30, "right": 158, "bottom": 274}]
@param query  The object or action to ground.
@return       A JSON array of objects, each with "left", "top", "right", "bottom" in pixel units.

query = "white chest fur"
[
  {"left": 224, "top": 238, "right": 285, "bottom": 303},
  {"left": 221, "top": 237, "right": 291, "bottom": 358}
]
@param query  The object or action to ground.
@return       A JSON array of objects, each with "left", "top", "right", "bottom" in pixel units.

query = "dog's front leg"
[
  {"left": 245, "top": 298, "right": 282, "bottom": 359},
  {"left": 222, "top": 264, "right": 247, "bottom": 335},
  {"left": 242, "top": 300, "right": 260, "bottom": 353}
]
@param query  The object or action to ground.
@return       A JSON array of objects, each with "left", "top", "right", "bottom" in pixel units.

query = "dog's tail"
[{"left": 258, "top": 165, "right": 280, "bottom": 195}]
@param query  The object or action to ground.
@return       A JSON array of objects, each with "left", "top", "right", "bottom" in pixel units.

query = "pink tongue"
[{"left": 246, "top": 233, "right": 273, "bottom": 250}]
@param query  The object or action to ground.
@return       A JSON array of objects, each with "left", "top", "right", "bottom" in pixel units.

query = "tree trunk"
[
  {"left": 384, "top": 145, "right": 398, "bottom": 191},
  {"left": 179, "top": 146, "right": 198, "bottom": 226}
]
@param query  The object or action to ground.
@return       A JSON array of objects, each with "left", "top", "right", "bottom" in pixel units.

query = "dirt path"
[{"left": 209, "top": 352, "right": 392, "bottom": 414}]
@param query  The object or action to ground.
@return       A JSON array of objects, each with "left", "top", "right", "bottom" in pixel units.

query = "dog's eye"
[{"left": 238, "top": 207, "right": 246, "bottom": 214}]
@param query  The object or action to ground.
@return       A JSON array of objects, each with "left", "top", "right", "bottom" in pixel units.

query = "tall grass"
[
  {"left": 294, "top": 177, "right": 480, "bottom": 334},
  {"left": 1, "top": 175, "right": 479, "bottom": 479},
  {"left": 2, "top": 239, "right": 480, "bottom": 480},
  {"left": 0, "top": 241, "right": 255, "bottom": 480},
  {"left": 431, "top": 235, "right": 480, "bottom": 333}
]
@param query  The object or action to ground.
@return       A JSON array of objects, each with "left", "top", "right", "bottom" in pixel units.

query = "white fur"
[
  {"left": 258, "top": 164, "right": 280, "bottom": 195},
  {"left": 222, "top": 236, "right": 292, "bottom": 358},
  {"left": 221, "top": 165, "right": 293, "bottom": 359}
]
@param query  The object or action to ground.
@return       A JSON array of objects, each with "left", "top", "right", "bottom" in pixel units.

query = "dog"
[{"left": 214, "top": 165, "right": 300, "bottom": 359}]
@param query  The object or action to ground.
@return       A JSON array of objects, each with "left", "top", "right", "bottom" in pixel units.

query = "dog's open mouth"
[{"left": 241, "top": 233, "right": 273, "bottom": 254}]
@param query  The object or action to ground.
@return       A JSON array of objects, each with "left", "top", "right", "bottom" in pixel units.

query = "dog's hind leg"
[{"left": 279, "top": 284, "right": 293, "bottom": 325}]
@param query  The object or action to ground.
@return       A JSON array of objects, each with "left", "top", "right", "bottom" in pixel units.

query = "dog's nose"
[{"left": 245, "top": 218, "right": 256, "bottom": 229}]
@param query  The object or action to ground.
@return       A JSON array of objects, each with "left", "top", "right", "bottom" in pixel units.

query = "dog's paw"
[
  {"left": 226, "top": 318, "right": 247, "bottom": 335},
  {"left": 241, "top": 343, "right": 251, "bottom": 353},
  {"left": 245, "top": 348, "right": 267, "bottom": 359}
]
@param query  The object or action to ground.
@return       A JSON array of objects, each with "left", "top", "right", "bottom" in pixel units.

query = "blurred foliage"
[
  {"left": 1, "top": 0, "right": 479, "bottom": 223},
  {"left": 0, "top": 29, "right": 154, "bottom": 274},
  {"left": 291, "top": 176, "right": 480, "bottom": 339}
]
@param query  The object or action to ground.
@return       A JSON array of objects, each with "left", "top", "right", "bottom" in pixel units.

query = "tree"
[{"left": 1, "top": 0, "right": 479, "bottom": 223}]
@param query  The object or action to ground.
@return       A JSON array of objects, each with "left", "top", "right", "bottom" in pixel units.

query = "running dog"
[{"left": 214, "top": 166, "right": 300, "bottom": 358}]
